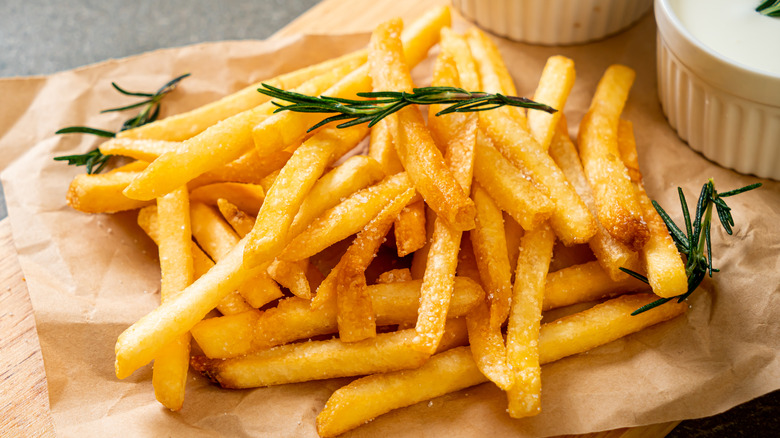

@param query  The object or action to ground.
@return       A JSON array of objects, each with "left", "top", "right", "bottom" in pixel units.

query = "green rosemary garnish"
[
  {"left": 622, "top": 179, "right": 762, "bottom": 315},
  {"left": 757, "top": 0, "right": 780, "bottom": 17},
  {"left": 257, "top": 83, "right": 556, "bottom": 132},
  {"left": 54, "top": 73, "right": 190, "bottom": 174}
]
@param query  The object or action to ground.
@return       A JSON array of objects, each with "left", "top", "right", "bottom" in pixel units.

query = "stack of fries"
[{"left": 64, "top": 6, "right": 690, "bottom": 436}]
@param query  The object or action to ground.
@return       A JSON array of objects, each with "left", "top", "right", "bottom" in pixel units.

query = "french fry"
[
  {"left": 268, "top": 259, "right": 312, "bottom": 300},
  {"left": 244, "top": 125, "right": 369, "bottom": 266},
  {"left": 151, "top": 187, "right": 193, "bottom": 411},
  {"left": 216, "top": 198, "right": 255, "bottom": 237},
  {"left": 118, "top": 50, "right": 368, "bottom": 142},
  {"left": 544, "top": 261, "right": 648, "bottom": 311},
  {"left": 123, "top": 61, "right": 359, "bottom": 202},
  {"left": 192, "top": 277, "right": 483, "bottom": 359},
  {"left": 617, "top": 120, "right": 687, "bottom": 298},
  {"left": 251, "top": 6, "right": 451, "bottom": 157},
  {"left": 369, "top": 118, "right": 404, "bottom": 175},
  {"left": 369, "top": 18, "right": 476, "bottom": 232},
  {"left": 504, "top": 212, "right": 524, "bottom": 277},
  {"left": 473, "top": 130, "right": 553, "bottom": 230},
  {"left": 332, "top": 189, "right": 417, "bottom": 340},
  {"left": 99, "top": 138, "right": 178, "bottom": 161},
  {"left": 190, "top": 323, "right": 465, "bottom": 389},
  {"left": 465, "top": 300, "right": 514, "bottom": 391},
  {"left": 194, "top": 148, "right": 293, "bottom": 186},
  {"left": 506, "top": 222, "right": 555, "bottom": 418},
  {"left": 317, "top": 293, "right": 686, "bottom": 437},
  {"left": 577, "top": 65, "right": 649, "bottom": 251},
  {"left": 549, "top": 116, "right": 641, "bottom": 280},
  {"left": 189, "top": 202, "right": 256, "bottom": 315},
  {"left": 375, "top": 268, "right": 413, "bottom": 284},
  {"left": 280, "top": 172, "right": 414, "bottom": 262},
  {"left": 190, "top": 182, "right": 265, "bottom": 216},
  {"left": 67, "top": 164, "right": 153, "bottom": 213},
  {"left": 470, "top": 183, "right": 512, "bottom": 328},
  {"left": 528, "top": 56, "right": 576, "bottom": 151},
  {"left": 289, "top": 155, "right": 385, "bottom": 238},
  {"left": 439, "top": 27, "right": 480, "bottom": 91},
  {"left": 393, "top": 201, "right": 427, "bottom": 257}
]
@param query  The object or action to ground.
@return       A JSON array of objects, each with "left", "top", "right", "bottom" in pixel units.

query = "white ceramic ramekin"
[
  {"left": 452, "top": 0, "right": 652, "bottom": 45},
  {"left": 655, "top": 0, "right": 780, "bottom": 180}
]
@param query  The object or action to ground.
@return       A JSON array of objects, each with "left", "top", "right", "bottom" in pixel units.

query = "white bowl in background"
[
  {"left": 656, "top": 0, "right": 780, "bottom": 180},
  {"left": 452, "top": 0, "right": 652, "bottom": 45}
]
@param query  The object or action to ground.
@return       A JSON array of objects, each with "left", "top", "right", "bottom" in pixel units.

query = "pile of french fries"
[{"left": 64, "top": 6, "right": 690, "bottom": 436}]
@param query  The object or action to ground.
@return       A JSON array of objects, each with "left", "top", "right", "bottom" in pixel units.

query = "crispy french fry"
[
  {"left": 251, "top": 6, "right": 451, "bottom": 157},
  {"left": 118, "top": 50, "right": 367, "bottom": 142},
  {"left": 439, "top": 28, "right": 480, "bottom": 91},
  {"left": 268, "top": 259, "right": 312, "bottom": 300},
  {"left": 369, "top": 18, "right": 476, "bottom": 232},
  {"left": 506, "top": 222, "right": 555, "bottom": 418},
  {"left": 466, "top": 300, "right": 514, "bottom": 391},
  {"left": 577, "top": 65, "right": 648, "bottom": 251},
  {"left": 549, "top": 116, "right": 641, "bottom": 280},
  {"left": 528, "top": 56, "right": 576, "bottom": 151},
  {"left": 504, "top": 212, "right": 524, "bottom": 277},
  {"left": 123, "top": 62, "right": 358, "bottom": 202},
  {"left": 280, "top": 172, "right": 414, "bottom": 262},
  {"left": 190, "top": 182, "right": 265, "bottom": 216},
  {"left": 99, "top": 138, "right": 178, "bottom": 161},
  {"left": 393, "top": 200, "right": 427, "bottom": 257},
  {"left": 617, "top": 120, "right": 687, "bottom": 298},
  {"left": 473, "top": 130, "right": 553, "bottom": 230},
  {"left": 332, "top": 189, "right": 416, "bottom": 340},
  {"left": 191, "top": 277, "right": 483, "bottom": 359},
  {"left": 67, "top": 164, "right": 153, "bottom": 213},
  {"left": 544, "top": 260, "right": 648, "bottom": 311},
  {"left": 369, "top": 118, "right": 404, "bottom": 175},
  {"left": 195, "top": 148, "right": 293, "bottom": 186},
  {"left": 317, "top": 293, "right": 686, "bottom": 437},
  {"left": 290, "top": 155, "right": 385, "bottom": 238},
  {"left": 217, "top": 198, "right": 255, "bottom": 237},
  {"left": 375, "top": 268, "right": 413, "bottom": 284},
  {"left": 470, "top": 183, "right": 512, "bottom": 329},
  {"left": 151, "top": 187, "right": 193, "bottom": 411},
  {"left": 243, "top": 125, "right": 369, "bottom": 266}
]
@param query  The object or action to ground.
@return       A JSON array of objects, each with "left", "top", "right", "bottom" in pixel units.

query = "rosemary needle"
[
  {"left": 54, "top": 73, "right": 190, "bottom": 174},
  {"left": 622, "top": 179, "right": 762, "bottom": 315},
  {"left": 257, "top": 83, "right": 556, "bottom": 132}
]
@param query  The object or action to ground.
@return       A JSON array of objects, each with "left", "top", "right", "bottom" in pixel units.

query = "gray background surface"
[{"left": 0, "top": 0, "right": 322, "bottom": 219}]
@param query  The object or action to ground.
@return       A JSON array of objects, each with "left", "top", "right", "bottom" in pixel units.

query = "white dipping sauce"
[{"left": 669, "top": 0, "right": 780, "bottom": 75}]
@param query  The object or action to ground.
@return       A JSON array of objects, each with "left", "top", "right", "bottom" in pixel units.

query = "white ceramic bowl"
[
  {"left": 452, "top": 0, "right": 652, "bottom": 45},
  {"left": 655, "top": 0, "right": 780, "bottom": 180}
]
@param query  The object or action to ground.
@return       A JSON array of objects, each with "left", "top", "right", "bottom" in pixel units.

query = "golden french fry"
[
  {"left": 470, "top": 183, "right": 513, "bottom": 328},
  {"left": 617, "top": 120, "right": 687, "bottom": 298},
  {"left": 544, "top": 260, "right": 648, "bottom": 311},
  {"left": 317, "top": 293, "right": 686, "bottom": 437},
  {"left": 375, "top": 268, "right": 413, "bottom": 284},
  {"left": 190, "top": 182, "right": 265, "bottom": 216},
  {"left": 290, "top": 155, "right": 385, "bottom": 238},
  {"left": 369, "top": 18, "right": 476, "bottom": 232},
  {"left": 268, "top": 259, "right": 312, "bottom": 300},
  {"left": 151, "top": 187, "right": 193, "bottom": 411},
  {"left": 117, "top": 50, "right": 367, "bottom": 142},
  {"left": 504, "top": 212, "right": 524, "bottom": 277},
  {"left": 191, "top": 277, "right": 483, "bottom": 359},
  {"left": 99, "top": 138, "right": 178, "bottom": 161},
  {"left": 244, "top": 125, "right": 369, "bottom": 266},
  {"left": 473, "top": 130, "right": 553, "bottom": 230},
  {"left": 216, "top": 198, "right": 255, "bottom": 237},
  {"left": 528, "top": 56, "right": 576, "bottom": 151},
  {"left": 393, "top": 200, "right": 427, "bottom": 257},
  {"left": 577, "top": 65, "right": 648, "bottom": 251},
  {"left": 506, "top": 222, "right": 555, "bottom": 418},
  {"left": 466, "top": 300, "right": 514, "bottom": 391},
  {"left": 195, "top": 148, "right": 293, "bottom": 186},
  {"left": 123, "top": 61, "right": 359, "bottom": 202},
  {"left": 549, "top": 116, "right": 641, "bottom": 280},
  {"left": 251, "top": 6, "right": 451, "bottom": 157},
  {"left": 67, "top": 164, "right": 153, "bottom": 213},
  {"left": 332, "top": 189, "right": 416, "bottom": 340},
  {"left": 439, "top": 28, "right": 480, "bottom": 91},
  {"left": 369, "top": 118, "right": 404, "bottom": 175},
  {"left": 280, "top": 172, "right": 414, "bottom": 262}
]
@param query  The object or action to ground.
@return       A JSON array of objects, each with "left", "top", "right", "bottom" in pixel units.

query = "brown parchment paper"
[{"left": 1, "top": 13, "right": 779, "bottom": 438}]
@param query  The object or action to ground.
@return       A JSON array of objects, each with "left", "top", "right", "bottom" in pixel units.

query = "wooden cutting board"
[{"left": 0, "top": 0, "right": 680, "bottom": 436}]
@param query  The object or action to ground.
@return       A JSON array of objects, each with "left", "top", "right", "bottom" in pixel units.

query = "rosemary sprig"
[
  {"left": 757, "top": 0, "right": 780, "bottom": 17},
  {"left": 257, "top": 83, "right": 557, "bottom": 132},
  {"left": 54, "top": 73, "right": 190, "bottom": 174},
  {"left": 621, "top": 179, "right": 762, "bottom": 315}
]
